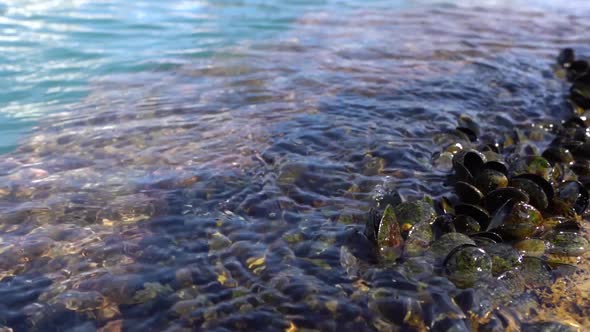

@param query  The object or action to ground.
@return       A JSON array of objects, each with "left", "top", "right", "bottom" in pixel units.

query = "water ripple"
[{"left": 1, "top": 1, "right": 590, "bottom": 331}]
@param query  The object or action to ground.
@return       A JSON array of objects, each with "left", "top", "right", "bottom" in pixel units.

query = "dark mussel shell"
[
  {"left": 479, "top": 133, "right": 504, "bottom": 154},
  {"left": 569, "top": 141, "right": 590, "bottom": 159},
  {"left": 373, "top": 189, "right": 404, "bottom": 210},
  {"left": 578, "top": 175, "right": 590, "bottom": 192},
  {"left": 458, "top": 115, "right": 481, "bottom": 138},
  {"left": 437, "top": 196, "right": 454, "bottom": 215},
  {"left": 364, "top": 208, "right": 381, "bottom": 244},
  {"left": 474, "top": 169, "right": 508, "bottom": 195},
  {"left": 567, "top": 60, "right": 589, "bottom": 82},
  {"left": 484, "top": 187, "right": 529, "bottom": 215},
  {"left": 562, "top": 116, "right": 587, "bottom": 129},
  {"left": 454, "top": 214, "right": 481, "bottom": 234},
  {"left": 370, "top": 204, "right": 404, "bottom": 262},
  {"left": 550, "top": 199, "right": 578, "bottom": 220},
  {"left": 509, "top": 177, "right": 549, "bottom": 211},
  {"left": 541, "top": 146, "right": 574, "bottom": 166},
  {"left": 469, "top": 231, "right": 503, "bottom": 244},
  {"left": 552, "top": 137, "right": 584, "bottom": 155},
  {"left": 487, "top": 199, "right": 515, "bottom": 232},
  {"left": 570, "top": 73, "right": 590, "bottom": 108},
  {"left": 452, "top": 150, "right": 468, "bottom": 168},
  {"left": 483, "top": 160, "right": 508, "bottom": 176},
  {"left": 455, "top": 203, "right": 490, "bottom": 230},
  {"left": 442, "top": 128, "right": 473, "bottom": 144},
  {"left": 512, "top": 173, "right": 554, "bottom": 202},
  {"left": 432, "top": 214, "right": 456, "bottom": 239},
  {"left": 404, "top": 221, "right": 434, "bottom": 257},
  {"left": 481, "top": 150, "right": 501, "bottom": 164},
  {"left": 557, "top": 48, "right": 575, "bottom": 68},
  {"left": 570, "top": 126, "right": 590, "bottom": 143},
  {"left": 456, "top": 127, "right": 477, "bottom": 142},
  {"left": 455, "top": 181, "right": 483, "bottom": 205},
  {"left": 482, "top": 143, "right": 501, "bottom": 154},
  {"left": 453, "top": 160, "right": 473, "bottom": 183},
  {"left": 453, "top": 150, "right": 486, "bottom": 178},
  {"left": 553, "top": 219, "right": 582, "bottom": 232},
  {"left": 393, "top": 200, "right": 437, "bottom": 235},
  {"left": 570, "top": 159, "right": 590, "bottom": 177},
  {"left": 557, "top": 180, "right": 589, "bottom": 215},
  {"left": 463, "top": 150, "right": 486, "bottom": 177}
]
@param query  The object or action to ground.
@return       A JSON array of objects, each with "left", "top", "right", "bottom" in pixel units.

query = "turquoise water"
[
  {"left": 0, "top": 0, "right": 428, "bottom": 153},
  {"left": 0, "top": 0, "right": 323, "bottom": 152},
  {"left": 2, "top": 0, "right": 586, "bottom": 154}
]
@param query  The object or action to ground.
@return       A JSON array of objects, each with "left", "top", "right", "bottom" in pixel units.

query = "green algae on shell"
[
  {"left": 544, "top": 231, "right": 590, "bottom": 257},
  {"left": 392, "top": 200, "right": 436, "bottom": 236},
  {"left": 430, "top": 232, "right": 476, "bottom": 264},
  {"left": 399, "top": 256, "right": 435, "bottom": 279},
  {"left": 377, "top": 204, "right": 404, "bottom": 262},
  {"left": 474, "top": 169, "right": 508, "bottom": 195},
  {"left": 514, "top": 239, "right": 547, "bottom": 257},
  {"left": 492, "top": 201, "right": 544, "bottom": 240},
  {"left": 519, "top": 256, "right": 555, "bottom": 288},
  {"left": 453, "top": 214, "right": 481, "bottom": 234},
  {"left": 443, "top": 245, "right": 493, "bottom": 288},
  {"left": 511, "top": 156, "right": 554, "bottom": 181},
  {"left": 482, "top": 243, "right": 522, "bottom": 276},
  {"left": 542, "top": 146, "right": 575, "bottom": 165},
  {"left": 403, "top": 221, "right": 434, "bottom": 257}
]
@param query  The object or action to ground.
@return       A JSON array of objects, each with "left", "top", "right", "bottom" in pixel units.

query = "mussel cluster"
[{"left": 357, "top": 49, "right": 590, "bottom": 329}]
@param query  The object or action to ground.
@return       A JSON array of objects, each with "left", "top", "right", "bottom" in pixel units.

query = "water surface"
[{"left": 1, "top": 0, "right": 590, "bottom": 331}]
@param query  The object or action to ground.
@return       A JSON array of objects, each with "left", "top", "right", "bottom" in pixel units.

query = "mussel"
[
  {"left": 483, "top": 187, "right": 529, "bottom": 215},
  {"left": 509, "top": 177, "right": 549, "bottom": 211},
  {"left": 482, "top": 243, "right": 521, "bottom": 276},
  {"left": 557, "top": 180, "right": 589, "bottom": 215},
  {"left": 455, "top": 181, "right": 483, "bottom": 205},
  {"left": 557, "top": 48, "right": 575, "bottom": 68},
  {"left": 430, "top": 232, "right": 476, "bottom": 264},
  {"left": 474, "top": 169, "right": 508, "bottom": 195},
  {"left": 454, "top": 203, "right": 490, "bottom": 230},
  {"left": 510, "top": 156, "right": 553, "bottom": 181},
  {"left": 544, "top": 230, "right": 589, "bottom": 256},
  {"left": 453, "top": 149, "right": 486, "bottom": 182},
  {"left": 488, "top": 200, "right": 543, "bottom": 240},
  {"left": 443, "top": 244, "right": 492, "bottom": 288}
]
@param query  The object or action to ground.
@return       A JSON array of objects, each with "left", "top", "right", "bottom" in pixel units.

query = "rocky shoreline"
[{"left": 341, "top": 48, "right": 590, "bottom": 330}]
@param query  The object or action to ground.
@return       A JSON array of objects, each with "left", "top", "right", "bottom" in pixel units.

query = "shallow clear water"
[{"left": 1, "top": 0, "right": 590, "bottom": 331}]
